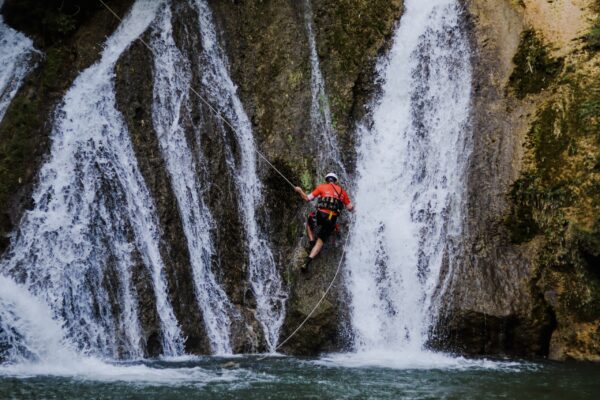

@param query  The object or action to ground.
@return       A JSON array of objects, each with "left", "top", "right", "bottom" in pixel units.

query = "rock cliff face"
[
  {"left": 0, "top": 0, "right": 598, "bottom": 361},
  {"left": 0, "top": 0, "right": 402, "bottom": 356},
  {"left": 435, "top": 0, "right": 600, "bottom": 361},
  {"left": 208, "top": 0, "right": 403, "bottom": 354}
]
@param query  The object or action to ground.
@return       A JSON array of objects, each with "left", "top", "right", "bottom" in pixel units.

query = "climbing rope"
[
  {"left": 99, "top": 0, "right": 352, "bottom": 353},
  {"left": 98, "top": 0, "right": 296, "bottom": 190},
  {"left": 274, "top": 223, "right": 352, "bottom": 352}
]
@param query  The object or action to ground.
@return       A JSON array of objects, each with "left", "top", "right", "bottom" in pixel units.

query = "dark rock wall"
[
  {"left": 208, "top": 0, "right": 402, "bottom": 353},
  {"left": 3, "top": 0, "right": 597, "bottom": 361}
]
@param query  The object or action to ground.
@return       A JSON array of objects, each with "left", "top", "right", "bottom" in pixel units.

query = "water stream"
[
  {"left": 193, "top": 0, "right": 287, "bottom": 352},
  {"left": 150, "top": 1, "right": 234, "bottom": 355},
  {"left": 344, "top": 0, "right": 472, "bottom": 362},
  {"left": 303, "top": 0, "right": 347, "bottom": 180},
  {"left": 0, "top": 0, "right": 37, "bottom": 122}
]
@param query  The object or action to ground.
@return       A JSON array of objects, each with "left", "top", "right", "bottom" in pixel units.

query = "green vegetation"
[
  {"left": 508, "top": 73, "right": 600, "bottom": 242},
  {"left": 300, "top": 169, "right": 313, "bottom": 190},
  {"left": 509, "top": 30, "right": 564, "bottom": 99},
  {"left": 584, "top": 21, "right": 600, "bottom": 51},
  {"left": 583, "top": 0, "right": 600, "bottom": 51},
  {"left": 313, "top": 0, "right": 403, "bottom": 134}
]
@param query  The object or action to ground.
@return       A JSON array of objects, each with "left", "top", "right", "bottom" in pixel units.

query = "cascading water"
[
  {"left": 304, "top": 0, "right": 346, "bottom": 180},
  {"left": 149, "top": 2, "right": 235, "bottom": 355},
  {"left": 345, "top": 0, "right": 472, "bottom": 360},
  {"left": 0, "top": 0, "right": 185, "bottom": 358},
  {"left": 0, "top": 275, "right": 260, "bottom": 383},
  {"left": 0, "top": 275, "right": 77, "bottom": 364},
  {"left": 193, "top": 0, "right": 287, "bottom": 352},
  {"left": 0, "top": 0, "right": 37, "bottom": 122}
]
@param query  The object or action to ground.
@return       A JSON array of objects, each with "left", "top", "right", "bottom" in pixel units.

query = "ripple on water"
[{"left": 1, "top": 356, "right": 600, "bottom": 400}]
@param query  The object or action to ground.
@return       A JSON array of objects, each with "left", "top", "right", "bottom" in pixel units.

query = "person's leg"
[
  {"left": 304, "top": 213, "right": 324, "bottom": 271},
  {"left": 306, "top": 212, "right": 316, "bottom": 243},
  {"left": 306, "top": 213, "right": 335, "bottom": 264},
  {"left": 309, "top": 238, "right": 324, "bottom": 258},
  {"left": 306, "top": 220, "right": 315, "bottom": 242}
]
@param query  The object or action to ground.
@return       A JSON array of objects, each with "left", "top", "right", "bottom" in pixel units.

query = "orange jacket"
[{"left": 307, "top": 183, "right": 352, "bottom": 215}]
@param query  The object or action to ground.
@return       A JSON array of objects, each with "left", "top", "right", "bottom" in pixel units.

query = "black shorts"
[{"left": 307, "top": 211, "right": 338, "bottom": 241}]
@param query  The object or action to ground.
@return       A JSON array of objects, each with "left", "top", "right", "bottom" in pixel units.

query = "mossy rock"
[
  {"left": 509, "top": 29, "right": 563, "bottom": 99},
  {"left": 507, "top": 58, "right": 600, "bottom": 358}
]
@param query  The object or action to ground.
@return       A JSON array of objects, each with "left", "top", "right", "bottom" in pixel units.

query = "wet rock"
[
  {"left": 433, "top": 0, "right": 600, "bottom": 361},
  {"left": 220, "top": 361, "right": 240, "bottom": 369},
  {"left": 209, "top": 0, "right": 403, "bottom": 355},
  {"left": 278, "top": 231, "right": 351, "bottom": 355}
]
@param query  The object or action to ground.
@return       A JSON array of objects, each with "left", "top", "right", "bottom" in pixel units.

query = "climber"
[{"left": 294, "top": 172, "right": 354, "bottom": 271}]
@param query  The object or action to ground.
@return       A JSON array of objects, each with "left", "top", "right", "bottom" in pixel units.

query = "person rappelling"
[{"left": 294, "top": 172, "right": 354, "bottom": 271}]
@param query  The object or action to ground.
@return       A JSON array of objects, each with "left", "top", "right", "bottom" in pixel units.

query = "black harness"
[{"left": 316, "top": 183, "right": 345, "bottom": 215}]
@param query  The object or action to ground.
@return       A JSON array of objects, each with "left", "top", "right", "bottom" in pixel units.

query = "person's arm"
[
  {"left": 295, "top": 186, "right": 318, "bottom": 202},
  {"left": 295, "top": 186, "right": 310, "bottom": 202},
  {"left": 342, "top": 189, "right": 355, "bottom": 212}
]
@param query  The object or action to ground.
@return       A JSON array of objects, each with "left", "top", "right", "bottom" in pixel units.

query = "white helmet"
[{"left": 325, "top": 172, "right": 339, "bottom": 182}]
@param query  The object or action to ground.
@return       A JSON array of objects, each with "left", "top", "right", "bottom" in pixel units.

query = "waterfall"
[
  {"left": 0, "top": 0, "right": 37, "bottom": 122},
  {"left": 0, "top": 275, "right": 262, "bottom": 384},
  {"left": 193, "top": 0, "right": 287, "bottom": 352},
  {"left": 304, "top": 0, "right": 346, "bottom": 180},
  {"left": 345, "top": 0, "right": 472, "bottom": 356},
  {"left": 149, "top": 2, "right": 235, "bottom": 355},
  {"left": 0, "top": 0, "right": 185, "bottom": 358}
]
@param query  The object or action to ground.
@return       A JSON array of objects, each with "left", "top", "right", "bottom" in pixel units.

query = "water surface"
[{"left": 1, "top": 355, "right": 598, "bottom": 399}]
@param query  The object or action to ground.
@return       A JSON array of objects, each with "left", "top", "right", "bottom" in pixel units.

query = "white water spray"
[
  {"left": 193, "top": 0, "right": 287, "bottom": 352},
  {"left": 0, "top": 0, "right": 37, "bottom": 122},
  {"left": 345, "top": 0, "right": 472, "bottom": 358},
  {"left": 0, "top": 275, "right": 77, "bottom": 364},
  {"left": 150, "top": 2, "right": 235, "bottom": 355},
  {"left": 0, "top": 276, "right": 266, "bottom": 384},
  {"left": 0, "top": 0, "right": 184, "bottom": 358},
  {"left": 304, "top": 0, "right": 346, "bottom": 180}
]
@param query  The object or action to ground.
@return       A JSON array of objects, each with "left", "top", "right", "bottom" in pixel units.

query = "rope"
[
  {"left": 98, "top": 0, "right": 297, "bottom": 190},
  {"left": 100, "top": 0, "right": 352, "bottom": 354},
  {"left": 274, "top": 225, "right": 351, "bottom": 351}
]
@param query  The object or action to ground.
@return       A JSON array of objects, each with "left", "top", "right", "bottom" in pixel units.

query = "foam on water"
[
  {"left": 345, "top": 0, "right": 472, "bottom": 361},
  {"left": 317, "top": 351, "right": 528, "bottom": 371},
  {"left": 0, "top": 275, "right": 268, "bottom": 384},
  {"left": 0, "top": 359, "right": 261, "bottom": 386}
]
